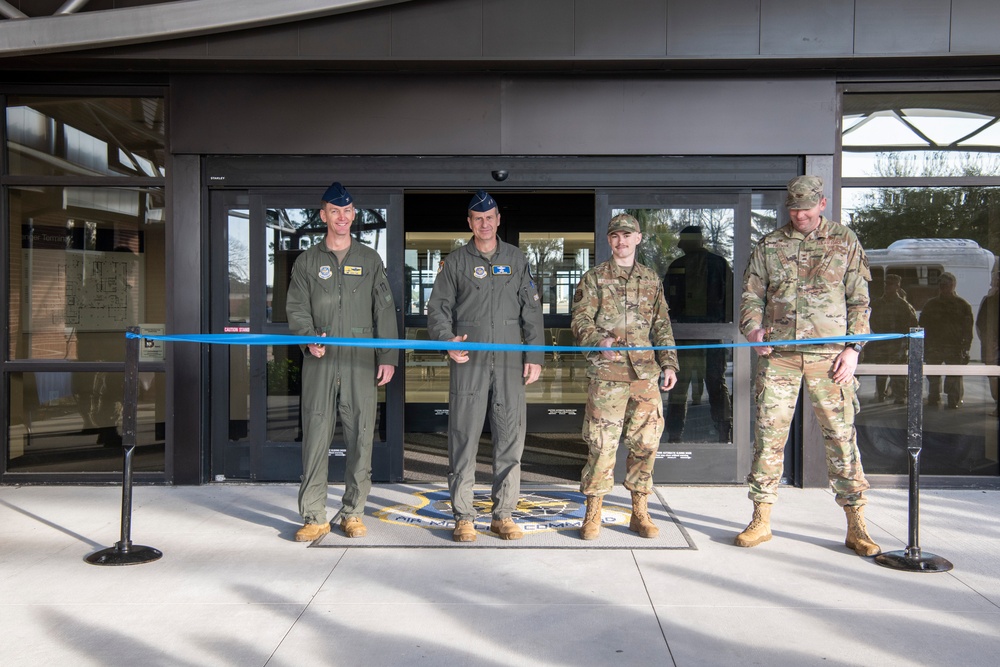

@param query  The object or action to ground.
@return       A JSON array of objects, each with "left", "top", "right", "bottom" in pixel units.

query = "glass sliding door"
[{"left": 210, "top": 190, "right": 402, "bottom": 482}]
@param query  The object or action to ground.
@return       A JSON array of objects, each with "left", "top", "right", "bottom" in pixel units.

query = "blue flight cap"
[
  {"left": 468, "top": 190, "right": 497, "bottom": 213},
  {"left": 322, "top": 182, "right": 353, "bottom": 206}
]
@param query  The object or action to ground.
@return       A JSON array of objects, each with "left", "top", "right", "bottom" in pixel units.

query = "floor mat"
[{"left": 311, "top": 485, "right": 695, "bottom": 549}]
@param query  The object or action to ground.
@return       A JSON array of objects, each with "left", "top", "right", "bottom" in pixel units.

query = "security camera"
[{"left": 491, "top": 170, "right": 509, "bottom": 182}]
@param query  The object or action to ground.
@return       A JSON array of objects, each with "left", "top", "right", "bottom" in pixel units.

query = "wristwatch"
[{"left": 846, "top": 343, "right": 863, "bottom": 352}]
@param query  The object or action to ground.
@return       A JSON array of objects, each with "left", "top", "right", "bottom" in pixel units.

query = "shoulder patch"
[{"left": 573, "top": 287, "right": 584, "bottom": 303}]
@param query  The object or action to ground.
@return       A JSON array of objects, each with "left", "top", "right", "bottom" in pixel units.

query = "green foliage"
[{"left": 267, "top": 357, "right": 301, "bottom": 395}]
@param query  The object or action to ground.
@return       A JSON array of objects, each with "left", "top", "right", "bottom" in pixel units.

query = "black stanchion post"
[
  {"left": 86, "top": 326, "right": 163, "bottom": 566},
  {"left": 875, "top": 327, "right": 952, "bottom": 573}
]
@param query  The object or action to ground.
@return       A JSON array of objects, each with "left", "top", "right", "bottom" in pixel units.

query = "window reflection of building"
[
  {"left": 5, "top": 97, "right": 167, "bottom": 474},
  {"left": 843, "top": 90, "right": 1000, "bottom": 477}
]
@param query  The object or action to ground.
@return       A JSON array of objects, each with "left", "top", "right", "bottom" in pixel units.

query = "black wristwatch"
[{"left": 846, "top": 343, "right": 863, "bottom": 353}]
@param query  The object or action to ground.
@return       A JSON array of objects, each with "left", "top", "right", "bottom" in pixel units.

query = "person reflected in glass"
[
  {"left": 919, "top": 272, "right": 973, "bottom": 409},
  {"left": 663, "top": 225, "right": 733, "bottom": 442},
  {"left": 864, "top": 273, "right": 917, "bottom": 405},
  {"left": 976, "top": 265, "right": 1000, "bottom": 416}
]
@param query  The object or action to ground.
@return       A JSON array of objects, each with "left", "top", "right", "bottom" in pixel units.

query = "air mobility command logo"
[
  {"left": 492, "top": 265, "right": 512, "bottom": 275},
  {"left": 473, "top": 266, "right": 488, "bottom": 279},
  {"left": 318, "top": 266, "right": 333, "bottom": 280},
  {"left": 375, "top": 489, "right": 632, "bottom": 534},
  {"left": 343, "top": 265, "right": 363, "bottom": 276}
]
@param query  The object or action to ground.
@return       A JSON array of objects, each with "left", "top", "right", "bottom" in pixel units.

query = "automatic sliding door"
[{"left": 211, "top": 191, "right": 401, "bottom": 482}]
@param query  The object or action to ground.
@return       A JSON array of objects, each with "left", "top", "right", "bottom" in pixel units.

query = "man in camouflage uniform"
[
  {"left": 286, "top": 182, "right": 398, "bottom": 542},
  {"left": 571, "top": 213, "right": 678, "bottom": 540},
  {"left": 865, "top": 274, "right": 917, "bottom": 404},
  {"left": 737, "top": 175, "right": 881, "bottom": 557},
  {"left": 920, "top": 272, "right": 974, "bottom": 409}
]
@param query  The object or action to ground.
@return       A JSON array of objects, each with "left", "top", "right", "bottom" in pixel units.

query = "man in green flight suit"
[
  {"left": 286, "top": 182, "right": 398, "bottom": 542},
  {"left": 426, "top": 190, "right": 545, "bottom": 542}
]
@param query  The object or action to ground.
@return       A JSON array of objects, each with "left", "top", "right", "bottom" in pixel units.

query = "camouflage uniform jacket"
[
  {"left": 571, "top": 260, "right": 678, "bottom": 381},
  {"left": 740, "top": 217, "right": 871, "bottom": 354}
]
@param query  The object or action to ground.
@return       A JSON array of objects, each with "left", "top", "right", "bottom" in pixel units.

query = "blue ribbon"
[{"left": 126, "top": 331, "right": 920, "bottom": 353}]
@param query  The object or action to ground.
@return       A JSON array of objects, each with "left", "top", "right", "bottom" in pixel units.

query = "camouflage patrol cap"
[
  {"left": 607, "top": 213, "right": 641, "bottom": 234},
  {"left": 785, "top": 175, "right": 824, "bottom": 209}
]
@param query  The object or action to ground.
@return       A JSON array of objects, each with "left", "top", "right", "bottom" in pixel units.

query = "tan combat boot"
[
  {"left": 340, "top": 516, "right": 367, "bottom": 538},
  {"left": 844, "top": 505, "right": 881, "bottom": 557},
  {"left": 734, "top": 502, "right": 772, "bottom": 547},
  {"left": 294, "top": 522, "right": 330, "bottom": 542},
  {"left": 490, "top": 517, "right": 524, "bottom": 540},
  {"left": 628, "top": 491, "right": 659, "bottom": 538},
  {"left": 579, "top": 496, "right": 603, "bottom": 540},
  {"left": 452, "top": 519, "right": 477, "bottom": 542}
]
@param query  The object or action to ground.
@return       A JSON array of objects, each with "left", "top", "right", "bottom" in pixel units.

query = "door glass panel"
[
  {"left": 264, "top": 206, "right": 389, "bottom": 443},
  {"left": 520, "top": 232, "right": 595, "bottom": 408},
  {"left": 403, "top": 233, "right": 463, "bottom": 405},
  {"left": 613, "top": 206, "right": 737, "bottom": 443}
]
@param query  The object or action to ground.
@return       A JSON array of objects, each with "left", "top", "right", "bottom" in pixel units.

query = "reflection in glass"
[
  {"left": 613, "top": 207, "right": 736, "bottom": 443},
  {"left": 8, "top": 186, "right": 166, "bottom": 361},
  {"left": 855, "top": 375, "right": 1000, "bottom": 476},
  {"left": 7, "top": 371, "right": 165, "bottom": 473},
  {"left": 7, "top": 96, "right": 166, "bottom": 178},
  {"left": 520, "top": 232, "right": 594, "bottom": 315},
  {"left": 228, "top": 210, "right": 250, "bottom": 324},
  {"left": 268, "top": 207, "right": 388, "bottom": 324},
  {"left": 404, "top": 232, "right": 466, "bottom": 315},
  {"left": 842, "top": 92, "right": 1000, "bottom": 178}
]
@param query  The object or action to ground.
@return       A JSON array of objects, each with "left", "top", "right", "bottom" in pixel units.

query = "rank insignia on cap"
[
  {"left": 492, "top": 265, "right": 512, "bottom": 275},
  {"left": 343, "top": 265, "right": 363, "bottom": 276},
  {"left": 474, "top": 266, "right": 487, "bottom": 279},
  {"left": 318, "top": 266, "right": 333, "bottom": 280}
]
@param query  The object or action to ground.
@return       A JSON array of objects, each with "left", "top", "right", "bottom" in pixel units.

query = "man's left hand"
[
  {"left": 832, "top": 347, "right": 859, "bottom": 384},
  {"left": 523, "top": 363, "right": 542, "bottom": 385},
  {"left": 376, "top": 364, "right": 395, "bottom": 386}
]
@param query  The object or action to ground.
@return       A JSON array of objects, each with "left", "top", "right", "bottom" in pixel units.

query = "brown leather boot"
[
  {"left": 294, "top": 522, "right": 330, "bottom": 542},
  {"left": 579, "top": 495, "right": 603, "bottom": 540},
  {"left": 734, "top": 502, "right": 772, "bottom": 547},
  {"left": 490, "top": 517, "right": 524, "bottom": 540},
  {"left": 340, "top": 516, "right": 367, "bottom": 538},
  {"left": 452, "top": 519, "right": 477, "bottom": 542},
  {"left": 844, "top": 505, "right": 881, "bottom": 556},
  {"left": 629, "top": 491, "right": 659, "bottom": 538}
]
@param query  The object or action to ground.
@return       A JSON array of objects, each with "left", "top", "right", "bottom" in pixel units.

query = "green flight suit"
[
  {"left": 426, "top": 239, "right": 545, "bottom": 522},
  {"left": 286, "top": 240, "right": 398, "bottom": 525}
]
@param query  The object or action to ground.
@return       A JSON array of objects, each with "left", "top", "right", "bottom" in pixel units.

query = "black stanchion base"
[
  {"left": 875, "top": 550, "right": 953, "bottom": 573},
  {"left": 85, "top": 544, "right": 163, "bottom": 566}
]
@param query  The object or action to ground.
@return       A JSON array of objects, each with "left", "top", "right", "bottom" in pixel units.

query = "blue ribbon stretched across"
[{"left": 126, "top": 331, "right": 920, "bottom": 353}]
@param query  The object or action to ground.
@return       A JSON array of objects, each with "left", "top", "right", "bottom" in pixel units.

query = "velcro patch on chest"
[
  {"left": 474, "top": 266, "right": 488, "bottom": 279},
  {"left": 318, "top": 266, "right": 333, "bottom": 279},
  {"left": 492, "top": 265, "right": 512, "bottom": 275},
  {"left": 343, "top": 265, "right": 363, "bottom": 276}
]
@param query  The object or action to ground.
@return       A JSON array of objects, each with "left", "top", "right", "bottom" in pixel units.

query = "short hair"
[{"left": 939, "top": 272, "right": 957, "bottom": 285}]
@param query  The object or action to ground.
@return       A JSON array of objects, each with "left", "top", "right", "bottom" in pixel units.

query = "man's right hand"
[
  {"left": 747, "top": 328, "right": 773, "bottom": 357},
  {"left": 308, "top": 332, "right": 327, "bottom": 358},
  {"left": 448, "top": 334, "right": 470, "bottom": 363}
]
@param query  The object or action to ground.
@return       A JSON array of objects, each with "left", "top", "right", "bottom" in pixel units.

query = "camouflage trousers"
[
  {"left": 749, "top": 351, "right": 870, "bottom": 507},
  {"left": 581, "top": 377, "right": 663, "bottom": 496}
]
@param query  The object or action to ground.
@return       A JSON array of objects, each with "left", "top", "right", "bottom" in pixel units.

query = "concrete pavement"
[{"left": 1, "top": 484, "right": 998, "bottom": 666}]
